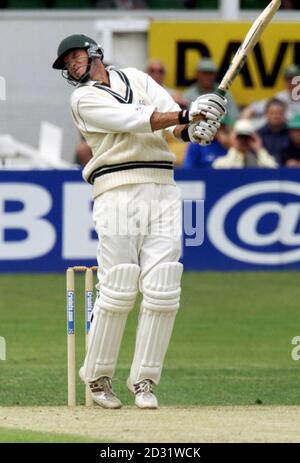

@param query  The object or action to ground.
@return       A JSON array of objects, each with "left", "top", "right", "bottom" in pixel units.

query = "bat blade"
[{"left": 218, "top": 0, "right": 281, "bottom": 95}]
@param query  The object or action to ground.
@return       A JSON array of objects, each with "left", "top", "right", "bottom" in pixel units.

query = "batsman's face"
[{"left": 64, "top": 49, "right": 89, "bottom": 80}]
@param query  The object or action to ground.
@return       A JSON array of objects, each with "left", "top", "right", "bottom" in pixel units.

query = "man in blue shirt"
[
  {"left": 183, "top": 116, "right": 231, "bottom": 168},
  {"left": 280, "top": 113, "right": 300, "bottom": 166},
  {"left": 257, "top": 98, "right": 290, "bottom": 164}
]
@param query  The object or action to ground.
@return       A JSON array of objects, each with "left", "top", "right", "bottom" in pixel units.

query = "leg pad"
[
  {"left": 82, "top": 264, "right": 140, "bottom": 382},
  {"left": 130, "top": 262, "right": 183, "bottom": 385}
]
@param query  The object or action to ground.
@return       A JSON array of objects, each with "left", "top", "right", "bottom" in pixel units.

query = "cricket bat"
[{"left": 218, "top": 0, "right": 281, "bottom": 96}]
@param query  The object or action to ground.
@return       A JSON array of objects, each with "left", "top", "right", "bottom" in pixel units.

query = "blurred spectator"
[
  {"left": 75, "top": 135, "right": 92, "bottom": 167},
  {"left": 280, "top": 114, "right": 300, "bottom": 166},
  {"left": 91, "top": 0, "right": 115, "bottom": 6},
  {"left": 184, "top": 0, "right": 197, "bottom": 7},
  {"left": 146, "top": 58, "right": 188, "bottom": 165},
  {"left": 242, "top": 64, "right": 300, "bottom": 125},
  {"left": 241, "top": 0, "right": 300, "bottom": 9},
  {"left": 257, "top": 98, "right": 290, "bottom": 164},
  {"left": 183, "top": 115, "right": 232, "bottom": 168},
  {"left": 213, "top": 119, "right": 277, "bottom": 168},
  {"left": 183, "top": 58, "right": 240, "bottom": 122},
  {"left": 91, "top": 0, "right": 146, "bottom": 8},
  {"left": 281, "top": 0, "right": 300, "bottom": 8},
  {"left": 146, "top": 58, "right": 188, "bottom": 109}
]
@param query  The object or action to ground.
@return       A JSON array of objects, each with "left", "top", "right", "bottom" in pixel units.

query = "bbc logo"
[{"left": 0, "top": 336, "right": 6, "bottom": 360}]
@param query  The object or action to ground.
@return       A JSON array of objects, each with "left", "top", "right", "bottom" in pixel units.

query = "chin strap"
[
  {"left": 77, "top": 57, "right": 93, "bottom": 84},
  {"left": 61, "top": 58, "right": 92, "bottom": 86},
  {"left": 62, "top": 55, "right": 102, "bottom": 87}
]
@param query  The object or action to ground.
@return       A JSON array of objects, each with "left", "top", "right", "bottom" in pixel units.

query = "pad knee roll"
[
  {"left": 142, "top": 262, "right": 183, "bottom": 312},
  {"left": 98, "top": 263, "right": 140, "bottom": 313}
]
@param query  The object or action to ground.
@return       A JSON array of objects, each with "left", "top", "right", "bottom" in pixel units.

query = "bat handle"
[{"left": 216, "top": 88, "right": 227, "bottom": 97}]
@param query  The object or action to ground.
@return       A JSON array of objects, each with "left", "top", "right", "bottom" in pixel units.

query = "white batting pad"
[
  {"left": 129, "top": 262, "right": 183, "bottom": 385},
  {"left": 82, "top": 264, "right": 140, "bottom": 382}
]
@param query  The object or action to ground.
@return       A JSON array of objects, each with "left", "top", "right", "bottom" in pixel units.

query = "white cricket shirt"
[{"left": 70, "top": 66, "right": 181, "bottom": 198}]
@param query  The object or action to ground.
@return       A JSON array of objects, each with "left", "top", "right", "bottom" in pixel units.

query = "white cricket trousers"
[
  {"left": 93, "top": 183, "right": 182, "bottom": 284},
  {"left": 82, "top": 183, "right": 182, "bottom": 384}
]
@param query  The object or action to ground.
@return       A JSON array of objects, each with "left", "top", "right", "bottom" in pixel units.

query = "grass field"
[
  {"left": 0, "top": 427, "right": 101, "bottom": 443},
  {"left": 0, "top": 272, "right": 300, "bottom": 442}
]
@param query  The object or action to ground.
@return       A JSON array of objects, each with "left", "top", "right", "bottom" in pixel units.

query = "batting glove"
[
  {"left": 189, "top": 93, "right": 227, "bottom": 122},
  {"left": 188, "top": 120, "right": 221, "bottom": 145}
]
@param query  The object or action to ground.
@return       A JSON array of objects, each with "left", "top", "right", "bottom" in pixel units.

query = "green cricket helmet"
[{"left": 52, "top": 34, "right": 104, "bottom": 70}]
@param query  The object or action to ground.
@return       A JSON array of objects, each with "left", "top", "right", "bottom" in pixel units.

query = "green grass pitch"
[
  {"left": 0, "top": 272, "right": 299, "bottom": 407},
  {"left": 0, "top": 427, "right": 101, "bottom": 443}
]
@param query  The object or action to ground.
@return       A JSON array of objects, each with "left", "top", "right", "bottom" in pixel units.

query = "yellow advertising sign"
[{"left": 149, "top": 22, "right": 300, "bottom": 106}]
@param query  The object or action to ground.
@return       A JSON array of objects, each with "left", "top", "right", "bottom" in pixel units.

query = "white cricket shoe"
[
  {"left": 79, "top": 369, "right": 122, "bottom": 409},
  {"left": 88, "top": 376, "right": 122, "bottom": 409},
  {"left": 127, "top": 378, "right": 158, "bottom": 409}
]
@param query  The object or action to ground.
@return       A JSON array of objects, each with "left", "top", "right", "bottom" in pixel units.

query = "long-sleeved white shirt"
[{"left": 70, "top": 66, "right": 181, "bottom": 198}]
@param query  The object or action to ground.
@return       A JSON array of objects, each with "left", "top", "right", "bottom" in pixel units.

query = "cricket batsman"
[{"left": 53, "top": 34, "right": 227, "bottom": 409}]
